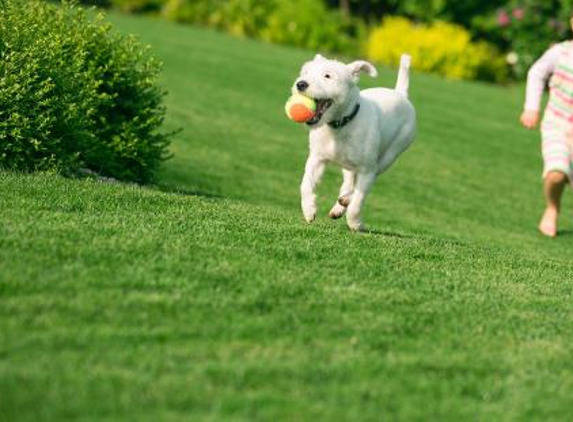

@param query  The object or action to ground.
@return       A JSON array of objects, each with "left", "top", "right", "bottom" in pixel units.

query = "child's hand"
[{"left": 520, "top": 110, "right": 540, "bottom": 129}]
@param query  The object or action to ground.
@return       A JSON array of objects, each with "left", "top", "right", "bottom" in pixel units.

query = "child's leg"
[
  {"left": 539, "top": 171, "right": 568, "bottom": 237},
  {"left": 539, "top": 120, "right": 571, "bottom": 237}
]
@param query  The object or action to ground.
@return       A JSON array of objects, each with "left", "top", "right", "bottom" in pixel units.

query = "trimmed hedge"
[{"left": 0, "top": 0, "right": 171, "bottom": 183}]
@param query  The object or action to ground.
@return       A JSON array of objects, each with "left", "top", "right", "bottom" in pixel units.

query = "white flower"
[{"left": 506, "top": 52, "right": 519, "bottom": 65}]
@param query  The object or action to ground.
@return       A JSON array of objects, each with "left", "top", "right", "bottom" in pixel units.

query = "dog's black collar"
[{"left": 328, "top": 103, "right": 360, "bottom": 129}]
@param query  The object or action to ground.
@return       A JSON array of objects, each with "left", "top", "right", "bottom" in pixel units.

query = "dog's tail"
[{"left": 395, "top": 54, "right": 411, "bottom": 97}]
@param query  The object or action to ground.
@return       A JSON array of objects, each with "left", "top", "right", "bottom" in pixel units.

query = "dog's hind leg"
[
  {"left": 337, "top": 169, "right": 355, "bottom": 207},
  {"left": 346, "top": 172, "right": 376, "bottom": 232},
  {"left": 329, "top": 169, "right": 355, "bottom": 219}
]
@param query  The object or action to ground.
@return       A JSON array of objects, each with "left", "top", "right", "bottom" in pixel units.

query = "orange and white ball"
[{"left": 285, "top": 94, "right": 316, "bottom": 123}]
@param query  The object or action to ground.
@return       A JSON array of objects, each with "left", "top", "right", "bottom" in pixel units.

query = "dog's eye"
[{"left": 324, "top": 73, "right": 331, "bottom": 79}]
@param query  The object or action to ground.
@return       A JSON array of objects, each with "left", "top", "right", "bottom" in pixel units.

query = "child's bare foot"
[{"left": 538, "top": 208, "right": 558, "bottom": 237}]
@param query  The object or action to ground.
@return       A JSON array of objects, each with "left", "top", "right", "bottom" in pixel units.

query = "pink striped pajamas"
[{"left": 526, "top": 41, "right": 573, "bottom": 181}]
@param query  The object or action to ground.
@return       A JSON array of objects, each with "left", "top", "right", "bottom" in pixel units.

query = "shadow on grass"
[{"left": 363, "top": 227, "right": 469, "bottom": 248}]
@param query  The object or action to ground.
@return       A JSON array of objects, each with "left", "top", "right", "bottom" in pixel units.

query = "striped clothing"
[
  {"left": 546, "top": 42, "right": 573, "bottom": 122},
  {"left": 526, "top": 41, "right": 573, "bottom": 180}
]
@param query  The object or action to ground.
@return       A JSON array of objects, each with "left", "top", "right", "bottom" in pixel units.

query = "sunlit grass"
[{"left": 2, "top": 11, "right": 573, "bottom": 421}]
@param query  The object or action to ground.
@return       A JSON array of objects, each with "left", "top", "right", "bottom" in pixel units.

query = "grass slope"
[{"left": 2, "top": 11, "right": 573, "bottom": 421}]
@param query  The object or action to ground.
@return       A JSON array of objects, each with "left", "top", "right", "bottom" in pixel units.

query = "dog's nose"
[{"left": 296, "top": 80, "right": 309, "bottom": 92}]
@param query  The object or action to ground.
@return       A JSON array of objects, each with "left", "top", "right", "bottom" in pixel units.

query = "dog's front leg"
[
  {"left": 300, "top": 154, "right": 325, "bottom": 223},
  {"left": 329, "top": 169, "right": 355, "bottom": 219},
  {"left": 346, "top": 172, "right": 376, "bottom": 231}
]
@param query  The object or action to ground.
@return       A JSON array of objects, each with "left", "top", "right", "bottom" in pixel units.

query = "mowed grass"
[{"left": 3, "top": 11, "right": 573, "bottom": 421}]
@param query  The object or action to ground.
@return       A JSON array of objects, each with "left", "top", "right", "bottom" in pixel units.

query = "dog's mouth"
[{"left": 306, "top": 98, "right": 333, "bottom": 126}]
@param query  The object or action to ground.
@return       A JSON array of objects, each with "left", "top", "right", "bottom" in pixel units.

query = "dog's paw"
[
  {"left": 347, "top": 218, "right": 365, "bottom": 232},
  {"left": 303, "top": 212, "right": 316, "bottom": 223},
  {"left": 304, "top": 214, "right": 316, "bottom": 223},
  {"left": 338, "top": 194, "right": 352, "bottom": 207},
  {"left": 328, "top": 203, "right": 346, "bottom": 219},
  {"left": 301, "top": 200, "right": 317, "bottom": 223}
]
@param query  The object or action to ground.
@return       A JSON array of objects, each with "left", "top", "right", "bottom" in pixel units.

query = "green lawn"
[{"left": 2, "top": 11, "right": 573, "bottom": 421}]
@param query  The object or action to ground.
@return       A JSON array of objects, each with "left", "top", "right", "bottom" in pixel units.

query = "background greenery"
[
  {"left": 367, "top": 17, "right": 508, "bottom": 83},
  {"left": 77, "top": 0, "right": 573, "bottom": 82},
  {"left": 3, "top": 10, "right": 573, "bottom": 420}
]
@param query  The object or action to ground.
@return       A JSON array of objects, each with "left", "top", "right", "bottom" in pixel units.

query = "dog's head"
[{"left": 292, "top": 54, "right": 377, "bottom": 127}]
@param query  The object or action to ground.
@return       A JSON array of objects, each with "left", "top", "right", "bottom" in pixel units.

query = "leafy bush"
[
  {"left": 474, "top": 0, "right": 571, "bottom": 79},
  {"left": 336, "top": 0, "right": 571, "bottom": 80},
  {"left": 0, "top": 0, "right": 171, "bottom": 183},
  {"left": 162, "top": 0, "right": 219, "bottom": 25},
  {"left": 71, "top": 0, "right": 112, "bottom": 6},
  {"left": 209, "top": 0, "right": 277, "bottom": 38},
  {"left": 162, "top": 0, "right": 362, "bottom": 55},
  {"left": 261, "top": 0, "right": 364, "bottom": 55},
  {"left": 111, "top": 0, "right": 166, "bottom": 13},
  {"left": 163, "top": 0, "right": 278, "bottom": 38},
  {"left": 360, "top": 0, "right": 507, "bottom": 28},
  {"left": 366, "top": 16, "right": 509, "bottom": 82}
]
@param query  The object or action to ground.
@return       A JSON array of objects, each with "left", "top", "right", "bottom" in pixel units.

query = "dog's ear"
[
  {"left": 314, "top": 54, "right": 326, "bottom": 61},
  {"left": 347, "top": 60, "right": 378, "bottom": 81}
]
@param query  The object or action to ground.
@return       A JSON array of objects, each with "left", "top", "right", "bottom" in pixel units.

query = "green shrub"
[
  {"left": 110, "top": 0, "right": 166, "bottom": 13},
  {"left": 163, "top": 0, "right": 275, "bottom": 38},
  {"left": 261, "top": 0, "right": 364, "bottom": 55},
  {"left": 162, "top": 0, "right": 230, "bottom": 26},
  {"left": 209, "top": 0, "right": 277, "bottom": 38},
  {"left": 71, "top": 0, "right": 112, "bottom": 6},
  {"left": 474, "top": 0, "right": 571, "bottom": 79},
  {"left": 162, "top": 0, "right": 363, "bottom": 55},
  {"left": 366, "top": 16, "right": 509, "bottom": 83},
  {"left": 0, "top": 0, "right": 171, "bottom": 183}
]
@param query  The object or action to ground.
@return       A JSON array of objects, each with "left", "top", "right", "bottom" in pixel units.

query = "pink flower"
[
  {"left": 497, "top": 10, "right": 510, "bottom": 27},
  {"left": 512, "top": 8, "right": 525, "bottom": 20}
]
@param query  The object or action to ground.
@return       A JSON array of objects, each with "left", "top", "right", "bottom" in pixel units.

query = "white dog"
[{"left": 293, "top": 54, "right": 416, "bottom": 231}]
